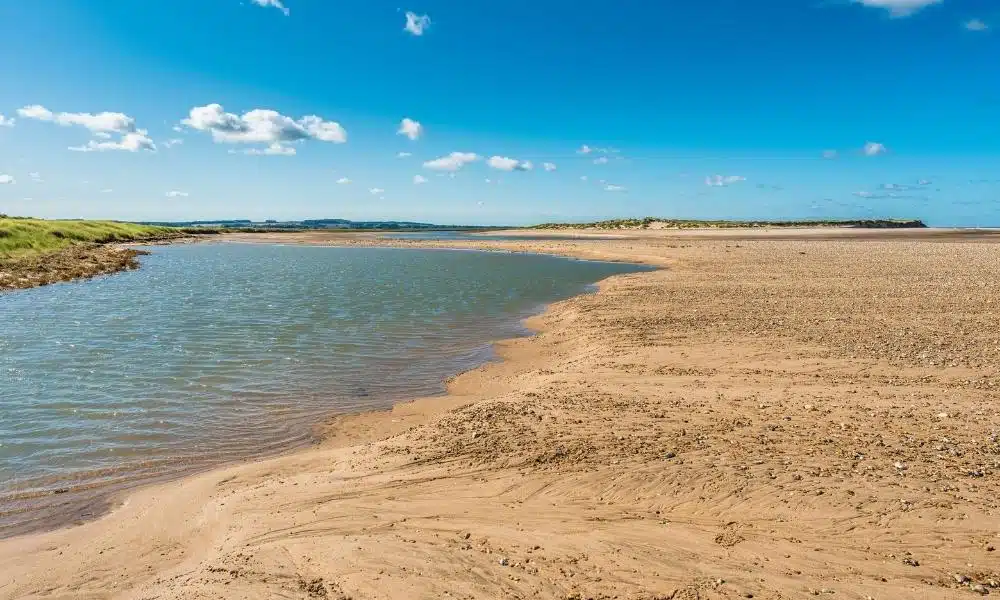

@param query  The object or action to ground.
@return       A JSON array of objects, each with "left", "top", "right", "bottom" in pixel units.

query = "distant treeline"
[
  {"left": 533, "top": 218, "right": 928, "bottom": 230},
  {"left": 139, "top": 218, "right": 505, "bottom": 231}
]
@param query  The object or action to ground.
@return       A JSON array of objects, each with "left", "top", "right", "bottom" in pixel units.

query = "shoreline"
[
  {"left": 0, "top": 244, "right": 650, "bottom": 540},
  {"left": 3, "top": 230, "right": 999, "bottom": 599}
]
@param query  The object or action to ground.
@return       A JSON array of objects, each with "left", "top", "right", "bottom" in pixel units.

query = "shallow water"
[{"left": 0, "top": 243, "right": 646, "bottom": 535}]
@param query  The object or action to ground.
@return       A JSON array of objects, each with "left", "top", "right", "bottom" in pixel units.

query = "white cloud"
[
  {"left": 823, "top": 149, "right": 838, "bottom": 159},
  {"left": 397, "top": 152, "right": 413, "bottom": 158},
  {"left": 251, "top": 0, "right": 289, "bottom": 16},
  {"left": 101, "top": 188, "right": 113, "bottom": 193},
  {"left": 593, "top": 156, "right": 609, "bottom": 165},
  {"left": 0, "top": 174, "right": 15, "bottom": 185},
  {"left": 424, "top": 151, "right": 479, "bottom": 171},
  {"left": 18, "top": 105, "right": 135, "bottom": 133},
  {"left": 487, "top": 156, "right": 533, "bottom": 171},
  {"left": 369, "top": 187, "right": 385, "bottom": 195},
  {"left": 163, "top": 138, "right": 184, "bottom": 148},
  {"left": 18, "top": 104, "right": 156, "bottom": 152},
  {"left": 69, "top": 130, "right": 156, "bottom": 153},
  {"left": 705, "top": 175, "right": 746, "bottom": 187},
  {"left": 397, "top": 118, "right": 423, "bottom": 141},
  {"left": 238, "top": 143, "right": 297, "bottom": 156},
  {"left": 580, "top": 175, "right": 588, "bottom": 181},
  {"left": 29, "top": 172, "right": 43, "bottom": 183},
  {"left": 0, "top": 115, "right": 13, "bottom": 127},
  {"left": 413, "top": 175, "right": 428, "bottom": 185},
  {"left": 604, "top": 184, "right": 627, "bottom": 192},
  {"left": 404, "top": 11, "right": 431, "bottom": 36},
  {"left": 964, "top": 19, "right": 989, "bottom": 31},
  {"left": 852, "top": 0, "right": 942, "bottom": 17},
  {"left": 854, "top": 191, "right": 875, "bottom": 198},
  {"left": 165, "top": 190, "right": 189, "bottom": 198},
  {"left": 336, "top": 177, "right": 351, "bottom": 184},
  {"left": 172, "top": 125, "right": 184, "bottom": 133},
  {"left": 543, "top": 162, "right": 557, "bottom": 172},
  {"left": 182, "top": 104, "right": 346, "bottom": 147},
  {"left": 863, "top": 141, "right": 887, "bottom": 156},
  {"left": 577, "top": 145, "right": 592, "bottom": 154}
]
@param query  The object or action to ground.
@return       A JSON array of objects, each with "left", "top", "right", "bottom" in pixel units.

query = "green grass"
[{"left": 0, "top": 217, "right": 190, "bottom": 259}]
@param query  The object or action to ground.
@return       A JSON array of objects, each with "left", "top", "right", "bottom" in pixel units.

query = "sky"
[{"left": 0, "top": 0, "right": 998, "bottom": 226}]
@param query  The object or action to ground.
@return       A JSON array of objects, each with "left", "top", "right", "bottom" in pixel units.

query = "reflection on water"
[{"left": 0, "top": 243, "right": 647, "bottom": 535}]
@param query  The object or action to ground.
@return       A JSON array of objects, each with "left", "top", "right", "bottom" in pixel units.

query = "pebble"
[
  {"left": 499, "top": 557, "right": 509, "bottom": 566},
  {"left": 955, "top": 574, "right": 970, "bottom": 584},
  {"left": 971, "top": 583, "right": 989, "bottom": 595},
  {"left": 664, "top": 451, "right": 677, "bottom": 459}
]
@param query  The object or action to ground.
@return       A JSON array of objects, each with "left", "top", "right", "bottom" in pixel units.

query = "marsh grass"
[{"left": 0, "top": 217, "right": 186, "bottom": 258}]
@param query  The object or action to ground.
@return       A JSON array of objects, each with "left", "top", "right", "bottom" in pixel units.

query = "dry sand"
[{"left": 2, "top": 229, "right": 999, "bottom": 599}]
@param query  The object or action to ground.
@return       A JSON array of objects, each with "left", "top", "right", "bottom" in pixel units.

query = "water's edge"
[{"left": 1, "top": 242, "right": 656, "bottom": 540}]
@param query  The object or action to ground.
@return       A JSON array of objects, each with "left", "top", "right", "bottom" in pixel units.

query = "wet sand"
[{"left": 2, "top": 228, "right": 999, "bottom": 599}]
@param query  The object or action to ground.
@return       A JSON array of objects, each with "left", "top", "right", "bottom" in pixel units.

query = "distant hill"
[{"left": 532, "top": 218, "right": 928, "bottom": 230}]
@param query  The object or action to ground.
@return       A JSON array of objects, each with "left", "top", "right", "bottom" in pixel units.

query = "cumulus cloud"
[
  {"left": 413, "top": 175, "right": 428, "bottom": 185},
  {"left": 604, "top": 184, "right": 627, "bottom": 192},
  {"left": 397, "top": 118, "right": 423, "bottom": 141},
  {"left": 369, "top": 187, "right": 385, "bottom": 195},
  {"left": 404, "top": 11, "right": 431, "bottom": 36},
  {"left": 424, "top": 151, "right": 479, "bottom": 171},
  {"left": 487, "top": 156, "right": 533, "bottom": 171},
  {"left": 853, "top": 0, "right": 942, "bottom": 17},
  {"left": 237, "top": 143, "right": 296, "bottom": 156},
  {"left": 965, "top": 19, "right": 989, "bottom": 31},
  {"left": 336, "top": 177, "right": 351, "bottom": 184},
  {"left": 397, "top": 152, "right": 413, "bottom": 158},
  {"left": 823, "top": 150, "right": 838, "bottom": 159},
  {"left": 69, "top": 130, "right": 156, "bottom": 153},
  {"left": 165, "top": 190, "right": 189, "bottom": 198},
  {"left": 0, "top": 115, "right": 13, "bottom": 127},
  {"left": 252, "top": 0, "right": 289, "bottom": 16},
  {"left": 17, "top": 104, "right": 156, "bottom": 152},
  {"left": 705, "top": 175, "right": 746, "bottom": 187},
  {"left": 0, "top": 174, "right": 15, "bottom": 184},
  {"left": 543, "top": 162, "right": 557, "bottom": 172},
  {"left": 863, "top": 141, "right": 887, "bottom": 156},
  {"left": 182, "top": 104, "right": 346, "bottom": 149}
]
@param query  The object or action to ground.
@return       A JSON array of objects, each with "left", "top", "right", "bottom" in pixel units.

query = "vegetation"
[
  {"left": 532, "top": 218, "right": 927, "bottom": 230},
  {"left": 0, "top": 217, "right": 209, "bottom": 259}
]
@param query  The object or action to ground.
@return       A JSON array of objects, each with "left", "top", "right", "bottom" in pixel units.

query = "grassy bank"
[
  {"left": 0, "top": 217, "right": 219, "bottom": 291},
  {"left": 0, "top": 217, "right": 202, "bottom": 259},
  {"left": 533, "top": 218, "right": 928, "bottom": 230}
]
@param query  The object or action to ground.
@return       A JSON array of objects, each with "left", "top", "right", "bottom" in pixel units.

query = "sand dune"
[{"left": 2, "top": 230, "right": 999, "bottom": 599}]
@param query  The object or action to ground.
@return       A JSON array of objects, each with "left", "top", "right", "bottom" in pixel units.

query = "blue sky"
[{"left": 0, "top": 0, "right": 998, "bottom": 226}]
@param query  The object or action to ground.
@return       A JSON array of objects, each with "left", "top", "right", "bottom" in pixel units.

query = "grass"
[
  {"left": 0, "top": 217, "right": 199, "bottom": 259},
  {"left": 532, "top": 218, "right": 927, "bottom": 230}
]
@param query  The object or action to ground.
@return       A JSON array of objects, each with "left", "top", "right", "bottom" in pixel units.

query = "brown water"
[{"left": 0, "top": 243, "right": 649, "bottom": 536}]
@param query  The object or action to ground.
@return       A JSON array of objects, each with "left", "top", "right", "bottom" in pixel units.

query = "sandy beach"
[{"left": 2, "top": 228, "right": 999, "bottom": 599}]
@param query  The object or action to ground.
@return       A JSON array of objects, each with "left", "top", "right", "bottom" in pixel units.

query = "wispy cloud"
[
  {"left": 593, "top": 156, "right": 609, "bottom": 165},
  {"left": 853, "top": 0, "right": 942, "bottom": 18},
  {"left": 863, "top": 141, "right": 887, "bottom": 156},
  {"left": 29, "top": 172, "right": 43, "bottom": 183},
  {"left": 424, "top": 151, "right": 479, "bottom": 171},
  {"left": 165, "top": 190, "right": 189, "bottom": 198},
  {"left": 823, "top": 149, "right": 838, "bottom": 159},
  {"left": 964, "top": 19, "right": 989, "bottom": 32},
  {"left": 369, "top": 187, "right": 385, "bottom": 195},
  {"left": 237, "top": 143, "right": 296, "bottom": 156},
  {"left": 251, "top": 0, "right": 289, "bottom": 16},
  {"left": 604, "top": 184, "right": 627, "bottom": 192},
  {"left": 705, "top": 175, "right": 746, "bottom": 187},
  {"left": 487, "top": 156, "right": 533, "bottom": 171},
  {"left": 543, "top": 162, "right": 557, "bottom": 172},
  {"left": 163, "top": 138, "right": 183, "bottom": 148},
  {"left": 397, "top": 152, "right": 413, "bottom": 159},
  {"left": 404, "top": 12, "right": 431, "bottom": 36},
  {"left": 336, "top": 177, "right": 351, "bottom": 184},
  {"left": 413, "top": 175, "right": 428, "bottom": 185}
]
